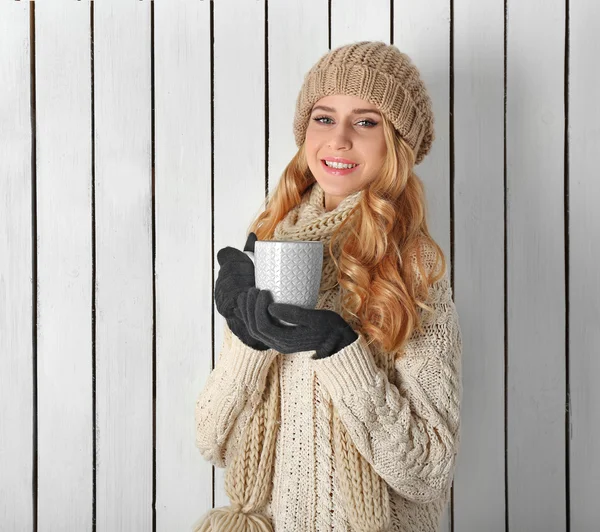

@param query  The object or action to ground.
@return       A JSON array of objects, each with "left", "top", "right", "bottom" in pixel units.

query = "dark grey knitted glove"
[
  {"left": 214, "top": 233, "right": 270, "bottom": 351},
  {"left": 234, "top": 287, "right": 358, "bottom": 359}
]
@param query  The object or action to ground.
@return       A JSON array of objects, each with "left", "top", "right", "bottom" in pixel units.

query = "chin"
[{"left": 317, "top": 179, "right": 356, "bottom": 195}]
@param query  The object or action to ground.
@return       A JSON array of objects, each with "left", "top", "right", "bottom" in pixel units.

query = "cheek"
[
  {"left": 303, "top": 133, "right": 321, "bottom": 157},
  {"left": 304, "top": 126, "right": 318, "bottom": 144},
  {"left": 369, "top": 137, "right": 387, "bottom": 164}
]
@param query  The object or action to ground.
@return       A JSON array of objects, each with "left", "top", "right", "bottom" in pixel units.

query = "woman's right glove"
[
  {"left": 214, "top": 232, "right": 270, "bottom": 351},
  {"left": 234, "top": 287, "right": 358, "bottom": 359}
]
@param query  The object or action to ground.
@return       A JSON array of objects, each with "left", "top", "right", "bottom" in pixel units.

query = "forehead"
[{"left": 311, "top": 94, "right": 379, "bottom": 113}]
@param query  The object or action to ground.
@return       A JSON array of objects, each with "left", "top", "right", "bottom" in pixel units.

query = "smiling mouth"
[
  {"left": 322, "top": 159, "right": 359, "bottom": 168},
  {"left": 320, "top": 159, "right": 360, "bottom": 175}
]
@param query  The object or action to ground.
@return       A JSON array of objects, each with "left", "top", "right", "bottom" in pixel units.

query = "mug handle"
[{"left": 243, "top": 250, "right": 255, "bottom": 264}]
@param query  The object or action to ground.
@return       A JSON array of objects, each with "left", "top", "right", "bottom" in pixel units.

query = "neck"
[
  {"left": 321, "top": 184, "right": 360, "bottom": 213},
  {"left": 323, "top": 191, "right": 345, "bottom": 212}
]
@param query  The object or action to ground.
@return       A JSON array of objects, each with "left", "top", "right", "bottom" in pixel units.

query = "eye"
[
  {"left": 357, "top": 119, "right": 378, "bottom": 127},
  {"left": 312, "top": 116, "right": 378, "bottom": 128},
  {"left": 313, "top": 116, "right": 333, "bottom": 125}
]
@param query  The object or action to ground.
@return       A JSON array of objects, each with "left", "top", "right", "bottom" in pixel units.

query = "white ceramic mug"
[{"left": 244, "top": 240, "right": 323, "bottom": 326}]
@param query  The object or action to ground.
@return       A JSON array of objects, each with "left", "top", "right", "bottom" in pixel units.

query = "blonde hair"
[
  {"left": 193, "top": 114, "right": 447, "bottom": 532},
  {"left": 249, "top": 113, "right": 446, "bottom": 357}
]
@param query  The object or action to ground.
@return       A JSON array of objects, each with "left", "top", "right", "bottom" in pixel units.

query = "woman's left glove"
[
  {"left": 234, "top": 287, "right": 358, "bottom": 359},
  {"left": 214, "top": 233, "right": 270, "bottom": 351}
]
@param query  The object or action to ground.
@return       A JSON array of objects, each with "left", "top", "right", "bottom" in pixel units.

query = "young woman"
[{"left": 194, "top": 40, "right": 463, "bottom": 532}]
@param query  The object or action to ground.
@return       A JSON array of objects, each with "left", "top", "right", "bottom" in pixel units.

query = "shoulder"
[
  {"left": 409, "top": 238, "right": 444, "bottom": 275},
  {"left": 407, "top": 239, "right": 449, "bottom": 293}
]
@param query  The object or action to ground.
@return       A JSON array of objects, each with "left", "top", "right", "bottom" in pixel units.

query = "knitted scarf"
[{"left": 194, "top": 182, "right": 395, "bottom": 531}]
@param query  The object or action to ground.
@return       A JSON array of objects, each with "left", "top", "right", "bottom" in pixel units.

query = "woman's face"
[{"left": 304, "top": 94, "right": 387, "bottom": 211}]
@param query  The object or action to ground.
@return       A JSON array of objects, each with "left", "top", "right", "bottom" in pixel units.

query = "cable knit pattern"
[
  {"left": 195, "top": 181, "right": 463, "bottom": 531},
  {"left": 292, "top": 41, "right": 435, "bottom": 165},
  {"left": 312, "top": 281, "right": 462, "bottom": 503},
  {"left": 273, "top": 181, "right": 362, "bottom": 293},
  {"left": 194, "top": 324, "right": 279, "bottom": 468}
]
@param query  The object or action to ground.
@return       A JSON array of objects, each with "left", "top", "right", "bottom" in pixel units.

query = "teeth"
[{"left": 325, "top": 161, "right": 358, "bottom": 169}]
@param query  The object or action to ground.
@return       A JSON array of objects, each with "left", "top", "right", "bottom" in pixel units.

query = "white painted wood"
[
  {"left": 153, "top": 1, "right": 213, "bottom": 530},
  {"left": 453, "top": 0, "right": 506, "bottom": 530},
  {"left": 35, "top": 1, "right": 93, "bottom": 530},
  {"left": 212, "top": 0, "right": 268, "bottom": 510},
  {"left": 93, "top": 0, "right": 153, "bottom": 529},
  {"left": 331, "top": 0, "right": 390, "bottom": 45},
  {"left": 393, "top": 0, "right": 451, "bottom": 263},
  {"left": 392, "top": 2, "right": 453, "bottom": 530},
  {"left": 0, "top": 2, "right": 33, "bottom": 531},
  {"left": 506, "top": 0, "right": 567, "bottom": 529},
  {"left": 3, "top": 0, "right": 600, "bottom": 530},
  {"left": 268, "top": 0, "right": 328, "bottom": 197},
  {"left": 569, "top": 0, "right": 600, "bottom": 528}
]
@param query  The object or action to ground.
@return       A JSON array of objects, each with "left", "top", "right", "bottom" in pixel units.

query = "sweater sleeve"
[
  {"left": 194, "top": 321, "right": 279, "bottom": 468},
  {"left": 311, "top": 266, "right": 463, "bottom": 503}
]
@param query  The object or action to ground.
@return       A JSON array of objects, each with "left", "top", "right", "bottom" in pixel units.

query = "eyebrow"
[{"left": 311, "top": 105, "right": 381, "bottom": 117}]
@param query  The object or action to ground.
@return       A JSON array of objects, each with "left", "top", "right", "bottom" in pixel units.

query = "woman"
[{"left": 194, "top": 40, "right": 463, "bottom": 532}]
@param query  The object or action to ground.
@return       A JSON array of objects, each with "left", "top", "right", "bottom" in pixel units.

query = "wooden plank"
[
  {"left": 569, "top": 0, "right": 600, "bottom": 528},
  {"left": 268, "top": 0, "right": 328, "bottom": 195},
  {"left": 93, "top": 1, "right": 153, "bottom": 528},
  {"left": 34, "top": 1, "right": 93, "bottom": 530},
  {"left": 506, "top": 0, "right": 566, "bottom": 529},
  {"left": 153, "top": 0, "right": 213, "bottom": 529},
  {"left": 392, "top": 2, "right": 452, "bottom": 530},
  {"left": 0, "top": 2, "right": 34, "bottom": 530},
  {"left": 331, "top": 0, "right": 389, "bottom": 45},
  {"left": 2, "top": 1, "right": 590, "bottom": 530},
  {"left": 212, "top": 0, "right": 268, "bottom": 509},
  {"left": 393, "top": 1, "right": 451, "bottom": 261},
  {"left": 453, "top": 0, "right": 506, "bottom": 530}
]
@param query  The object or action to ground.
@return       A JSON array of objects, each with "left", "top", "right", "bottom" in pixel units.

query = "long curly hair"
[
  {"left": 247, "top": 113, "right": 447, "bottom": 357},
  {"left": 193, "top": 113, "right": 449, "bottom": 532}
]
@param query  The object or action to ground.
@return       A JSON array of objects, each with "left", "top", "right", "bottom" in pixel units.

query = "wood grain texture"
[
  {"left": 93, "top": 0, "right": 153, "bottom": 528},
  {"left": 506, "top": 0, "right": 567, "bottom": 529},
  {"left": 2, "top": 0, "right": 599, "bottom": 530},
  {"left": 153, "top": 1, "right": 212, "bottom": 529},
  {"left": 35, "top": 1, "right": 93, "bottom": 530},
  {"left": 212, "top": 0, "right": 268, "bottom": 509},
  {"left": 0, "top": 2, "right": 33, "bottom": 531},
  {"left": 268, "top": 0, "right": 328, "bottom": 199},
  {"left": 569, "top": 0, "right": 600, "bottom": 528},
  {"left": 391, "top": 2, "right": 452, "bottom": 529},
  {"left": 453, "top": 0, "right": 506, "bottom": 530}
]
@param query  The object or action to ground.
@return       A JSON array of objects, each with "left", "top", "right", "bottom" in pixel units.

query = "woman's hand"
[
  {"left": 214, "top": 232, "right": 258, "bottom": 319},
  {"left": 234, "top": 287, "right": 358, "bottom": 359},
  {"left": 214, "top": 233, "right": 270, "bottom": 351}
]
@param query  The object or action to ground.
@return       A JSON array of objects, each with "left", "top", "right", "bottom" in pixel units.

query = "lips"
[
  {"left": 322, "top": 157, "right": 358, "bottom": 165},
  {"left": 320, "top": 159, "right": 360, "bottom": 176}
]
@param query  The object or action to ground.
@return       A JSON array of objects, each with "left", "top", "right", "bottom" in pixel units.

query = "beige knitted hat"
[{"left": 293, "top": 40, "right": 435, "bottom": 165}]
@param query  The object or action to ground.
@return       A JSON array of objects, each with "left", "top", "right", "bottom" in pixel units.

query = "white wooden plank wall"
[
  {"left": 506, "top": 1, "right": 567, "bottom": 528},
  {"left": 0, "top": 2, "right": 33, "bottom": 531},
  {"left": 453, "top": 0, "right": 505, "bottom": 529},
  {"left": 0, "top": 0, "right": 598, "bottom": 531},
  {"left": 569, "top": 0, "right": 600, "bottom": 528},
  {"left": 35, "top": 2, "right": 94, "bottom": 530},
  {"left": 93, "top": 1, "right": 154, "bottom": 529},
  {"left": 153, "top": 2, "right": 210, "bottom": 530}
]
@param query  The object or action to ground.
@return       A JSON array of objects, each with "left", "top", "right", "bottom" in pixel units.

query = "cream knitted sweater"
[{"left": 195, "top": 182, "right": 463, "bottom": 531}]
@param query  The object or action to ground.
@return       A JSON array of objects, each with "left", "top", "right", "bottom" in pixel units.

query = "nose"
[{"left": 327, "top": 122, "right": 352, "bottom": 150}]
